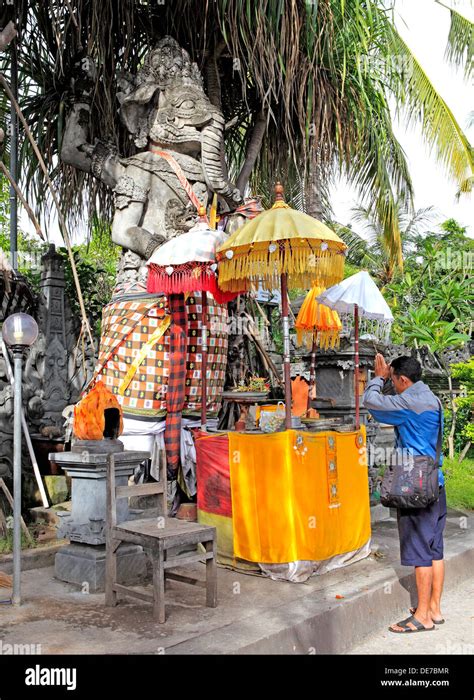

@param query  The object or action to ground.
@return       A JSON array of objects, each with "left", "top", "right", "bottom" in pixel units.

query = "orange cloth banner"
[{"left": 228, "top": 428, "right": 371, "bottom": 564}]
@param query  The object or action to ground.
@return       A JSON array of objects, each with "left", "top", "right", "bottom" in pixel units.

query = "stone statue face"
[
  {"left": 119, "top": 37, "right": 241, "bottom": 207},
  {"left": 149, "top": 85, "right": 214, "bottom": 156}
]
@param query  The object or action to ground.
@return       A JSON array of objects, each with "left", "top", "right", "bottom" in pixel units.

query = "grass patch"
[
  {"left": 0, "top": 529, "right": 38, "bottom": 555},
  {"left": 443, "top": 455, "right": 474, "bottom": 511}
]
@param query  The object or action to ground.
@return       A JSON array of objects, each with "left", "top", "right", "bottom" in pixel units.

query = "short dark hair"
[{"left": 390, "top": 356, "right": 422, "bottom": 383}]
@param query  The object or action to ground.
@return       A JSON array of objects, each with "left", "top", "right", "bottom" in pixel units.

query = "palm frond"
[
  {"left": 2, "top": 0, "right": 468, "bottom": 278},
  {"left": 385, "top": 23, "right": 474, "bottom": 190},
  {"left": 438, "top": 1, "right": 474, "bottom": 78},
  {"left": 401, "top": 206, "right": 437, "bottom": 237}
]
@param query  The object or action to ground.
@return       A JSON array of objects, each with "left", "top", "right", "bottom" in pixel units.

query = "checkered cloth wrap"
[
  {"left": 164, "top": 293, "right": 188, "bottom": 471},
  {"left": 234, "top": 198, "right": 264, "bottom": 219},
  {"left": 92, "top": 293, "right": 228, "bottom": 418}
]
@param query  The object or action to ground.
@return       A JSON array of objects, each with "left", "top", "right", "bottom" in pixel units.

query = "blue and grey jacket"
[{"left": 362, "top": 377, "right": 444, "bottom": 487}]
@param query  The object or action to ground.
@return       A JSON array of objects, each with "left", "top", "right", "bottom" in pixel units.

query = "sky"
[
  {"left": 20, "top": 0, "right": 473, "bottom": 244},
  {"left": 330, "top": 0, "right": 474, "bottom": 236}
]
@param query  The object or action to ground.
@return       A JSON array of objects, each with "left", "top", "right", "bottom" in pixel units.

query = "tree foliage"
[
  {"left": 385, "top": 219, "right": 473, "bottom": 348},
  {"left": 0, "top": 0, "right": 472, "bottom": 269},
  {"left": 0, "top": 177, "right": 117, "bottom": 336}
]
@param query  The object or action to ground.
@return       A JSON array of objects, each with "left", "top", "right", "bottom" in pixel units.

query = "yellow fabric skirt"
[{"left": 228, "top": 428, "right": 371, "bottom": 564}]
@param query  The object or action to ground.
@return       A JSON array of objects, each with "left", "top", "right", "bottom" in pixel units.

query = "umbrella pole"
[
  {"left": 201, "top": 291, "right": 208, "bottom": 431},
  {"left": 280, "top": 273, "right": 292, "bottom": 430},
  {"left": 308, "top": 331, "right": 317, "bottom": 411},
  {"left": 354, "top": 303, "right": 360, "bottom": 430}
]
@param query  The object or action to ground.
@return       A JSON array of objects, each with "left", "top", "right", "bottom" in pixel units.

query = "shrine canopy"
[
  {"left": 216, "top": 184, "right": 347, "bottom": 293},
  {"left": 217, "top": 182, "right": 347, "bottom": 430},
  {"left": 147, "top": 211, "right": 240, "bottom": 303}
]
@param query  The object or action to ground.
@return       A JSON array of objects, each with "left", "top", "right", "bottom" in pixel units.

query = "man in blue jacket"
[{"left": 363, "top": 354, "right": 446, "bottom": 634}]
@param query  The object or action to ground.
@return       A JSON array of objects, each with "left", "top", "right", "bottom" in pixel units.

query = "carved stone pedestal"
[
  {"left": 55, "top": 542, "right": 147, "bottom": 593},
  {"left": 50, "top": 447, "right": 150, "bottom": 592},
  {"left": 312, "top": 337, "right": 376, "bottom": 424}
]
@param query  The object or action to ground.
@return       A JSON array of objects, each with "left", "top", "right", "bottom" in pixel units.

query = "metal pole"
[
  {"left": 280, "top": 273, "right": 292, "bottom": 430},
  {"left": 9, "top": 38, "right": 18, "bottom": 271},
  {"left": 1, "top": 339, "right": 49, "bottom": 507},
  {"left": 308, "top": 331, "right": 317, "bottom": 411},
  {"left": 200, "top": 291, "right": 208, "bottom": 431},
  {"left": 12, "top": 349, "right": 23, "bottom": 605},
  {"left": 354, "top": 303, "right": 360, "bottom": 431}
]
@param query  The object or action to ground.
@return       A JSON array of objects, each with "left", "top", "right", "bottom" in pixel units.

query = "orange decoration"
[
  {"left": 295, "top": 285, "right": 342, "bottom": 350},
  {"left": 291, "top": 376, "right": 310, "bottom": 417},
  {"left": 73, "top": 381, "right": 124, "bottom": 441}
]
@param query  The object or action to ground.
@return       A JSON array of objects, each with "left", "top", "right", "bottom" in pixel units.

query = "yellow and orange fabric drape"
[{"left": 228, "top": 428, "right": 371, "bottom": 564}]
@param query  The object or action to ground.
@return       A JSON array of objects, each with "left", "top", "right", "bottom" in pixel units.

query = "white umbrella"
[
  {"left": 317, "top": 271, "right": 393, "bottom": 429},
  {"left": 316, "top": 271, "right": 393, "bottom": 320}
]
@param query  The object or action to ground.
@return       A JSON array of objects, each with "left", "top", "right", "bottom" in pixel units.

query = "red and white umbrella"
[
  {"left": 147, "top": 216, "right": 238, "bottom": 304},
  {"left": 147, "top": 211, "right": 242, "bottom": 430}
]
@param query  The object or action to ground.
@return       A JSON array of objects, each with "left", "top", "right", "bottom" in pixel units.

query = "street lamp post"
[{"left": 2, "top": 313, "right": 38, "bottom": 605}]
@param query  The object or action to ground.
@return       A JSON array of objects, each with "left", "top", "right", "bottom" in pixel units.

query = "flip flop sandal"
[
  {"left": 409, "top": 607, "right": 445, "bottom": 624},
  {"left": 389, "top": 615, "right": 436, "bottom": 633}
]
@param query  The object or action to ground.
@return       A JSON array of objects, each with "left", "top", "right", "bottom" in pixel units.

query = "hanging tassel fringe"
[
  {"left": 341, "top": 315, "right": 393, "bottom": 343},
  {"left": 147, "top": 263, "right": 242, "bottom": 303},
  {"left": 296, "top": 328, "right": 341, "bottom": 351},
  {"left": 217, "top": 241, "right": 345, "bottom": 291}
]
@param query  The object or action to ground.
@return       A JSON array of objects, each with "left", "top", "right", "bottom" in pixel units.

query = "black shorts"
[{"left": 397, "top": 487, "right": 447, "bottom": 567}]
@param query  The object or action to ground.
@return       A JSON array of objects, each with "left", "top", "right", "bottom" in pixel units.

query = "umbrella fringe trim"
[
  {"left": 296, "top": 328, "right": 341, "bottom": 351},
  {"left": 147, "top": 265, "right": 240, "bottom": 303},
  {"left": 218, "top": 247, "right": 345, "bottom": 291},
  {"left": 341, "top": 315, "right": 393, "bottom": 343}
]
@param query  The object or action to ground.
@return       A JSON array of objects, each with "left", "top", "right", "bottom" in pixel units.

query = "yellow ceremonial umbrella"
[
  {"left": 217, "top": 183, "right": 347, "bottom": 429},
  {"left": 294, "top": 284, "right": 342, "bottom": 411}
]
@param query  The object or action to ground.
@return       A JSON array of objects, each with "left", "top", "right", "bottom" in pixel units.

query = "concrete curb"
[
  {"left": 0, "top": 542, "right": 67, "bottom": 575},
  {"left": 166, "top": 526, "right": 474, "bottom": 654}
]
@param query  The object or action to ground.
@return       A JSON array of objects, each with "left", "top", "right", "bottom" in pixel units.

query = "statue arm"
[{"left": 61, "top": 101, "right": 124, "bottom": 188}]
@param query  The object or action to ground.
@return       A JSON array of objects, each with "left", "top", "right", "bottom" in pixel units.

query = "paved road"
[{"left": 349, "top": 581, "right": 474, "bottom": 655}]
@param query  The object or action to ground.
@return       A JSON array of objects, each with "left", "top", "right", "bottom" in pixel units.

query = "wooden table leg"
[{"left": 205, "top": 537, "right": 217, "bottom": 608}]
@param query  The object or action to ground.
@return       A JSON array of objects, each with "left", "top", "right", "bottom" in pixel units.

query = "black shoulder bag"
[{"left": 380, "top": 399, "right": 443, "bottom": 509}]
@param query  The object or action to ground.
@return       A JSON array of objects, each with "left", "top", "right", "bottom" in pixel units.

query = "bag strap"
[{"left": 434, "top": 397, "right": 443, "bottom": 467}]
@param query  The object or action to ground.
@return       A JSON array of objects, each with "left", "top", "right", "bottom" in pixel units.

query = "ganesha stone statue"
[{"left": 61, "top": 36, "right": 242, "bottom": 265}]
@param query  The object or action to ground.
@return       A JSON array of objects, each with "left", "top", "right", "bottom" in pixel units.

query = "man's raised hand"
[{"left": 375, "top": 353, "right": 390, "bottom": 379}]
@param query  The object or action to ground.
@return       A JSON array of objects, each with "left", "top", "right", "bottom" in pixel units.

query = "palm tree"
[
  {"left": 338, "top": 202, "right": 437, "bottom": 284},
  {"left": 0, "top": 0, "right": 472, "bottom": 266}
]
